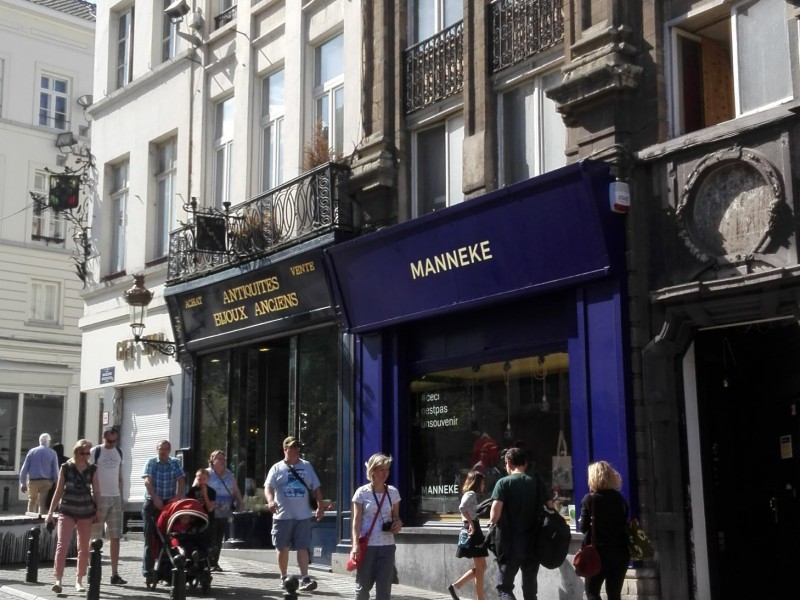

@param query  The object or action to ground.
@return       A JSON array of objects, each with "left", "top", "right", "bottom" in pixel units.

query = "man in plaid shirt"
[{"left": 141, "top": 440, "right": 185, "bottom": 578}]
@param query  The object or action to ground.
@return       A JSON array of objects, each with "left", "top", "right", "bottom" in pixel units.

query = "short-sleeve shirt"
[
  {"left": 459, "top": 490, "right": 479, "bottom": 521},
  {"left": 265, "top": 459, "right": 321, "bottom": 521},
  {"left": 352, "top": 484, "right": 400, "bottom": 546},
  {"left": 187, "top": 484, "right": 216, "bottom": 515},
  {"left": 491, "top": 472, "right": 541, "bottom": 533},
  {"left": 142, "top": 456, "right": 184, "bottom": 501}
]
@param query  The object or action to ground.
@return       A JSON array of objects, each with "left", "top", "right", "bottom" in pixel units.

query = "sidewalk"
[{"left": 0, "top": 538, "right": 453, "bottom": 600}]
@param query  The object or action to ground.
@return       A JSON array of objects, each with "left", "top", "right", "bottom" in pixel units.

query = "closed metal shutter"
[{"left": 119, "top": 381, "right": 171, "bottom": 504}]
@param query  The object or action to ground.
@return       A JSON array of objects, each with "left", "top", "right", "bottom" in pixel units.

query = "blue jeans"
[
  {"left": 355, "top": 544, "right": 395, "bottom": 600},
  {"left": 495, "top": 535, "right": 539, "bottom": 600}
]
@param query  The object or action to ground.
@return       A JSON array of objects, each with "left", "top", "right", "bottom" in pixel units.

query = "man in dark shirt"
[{"left": 489, "top": 447, "right": 546, "bottom": 600}]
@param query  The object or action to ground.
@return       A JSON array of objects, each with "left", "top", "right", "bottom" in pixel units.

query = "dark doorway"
[{"left": 694, "top": 320, "right": 800, "bottom": 599}]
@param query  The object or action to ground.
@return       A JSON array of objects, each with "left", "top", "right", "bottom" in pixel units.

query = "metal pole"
[
  {"left": 25, "top": 527, "right": 40, "bottom": 583},
  {"left": 86, "top": 538, "right": 103, "bottom": 600},
  {"left": 171, "top": 554, "right": 186, "bottom": 600}
]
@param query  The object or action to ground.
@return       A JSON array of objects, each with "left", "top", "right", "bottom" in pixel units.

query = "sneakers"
[
  {"left": 279, "top": 575, "right": 288, "bottom": 590},
  {"left": 299, "top": 577, "right": 318, "bottom": 592},
  {"left": 51, "top": 581, "right": 62, "bottom": 594},
  {"left": 75, "top": 579, "right": 86, "bottom": 592},
  {"left": 110, "top": 573, "right": 127, "bottom": 585}
]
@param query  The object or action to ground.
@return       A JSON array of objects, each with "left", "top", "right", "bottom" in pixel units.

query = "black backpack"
[
  {"left": 93, "top": 446, "right": 123, "bottom": 462},
  {"left": 534, "top": 506, "right": 571, "bottom": 569}
]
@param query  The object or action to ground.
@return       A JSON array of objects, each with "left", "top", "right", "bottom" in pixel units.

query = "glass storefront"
[
  {"left": 409, "top": 351, "right": 573, "bottom": 524},
  {"left": 194, "top": 326, "right": 340, "bottom": 509},
  {"left": 0, "top": 392, "right": 64, "bottom": 471}
]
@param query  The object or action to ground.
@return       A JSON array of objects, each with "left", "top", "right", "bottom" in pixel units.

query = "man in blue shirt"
[
  {"left": 19, "top": 433, "right": 59, "bottom": 514},
  {"left": 141, "top": 439, "right": 185, "bottom": 578}
]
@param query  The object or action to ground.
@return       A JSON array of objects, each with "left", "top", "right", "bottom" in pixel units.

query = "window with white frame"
[
  {"left": 0, "top": 393, "right": 64, "bottom": 472},
  {"left": 413, "top": 0, "right": 462, "bottom": 43},
  {"left": 413, "top": 114, "right": 463, "bottom": 217},
  {"left": 31, "top": 170, "right": 66, "bottom": 244},
  {"left": 154, "top": 139, "right": 177, "bottom": 258},
  {"left": 260, "top": 70, "right": 285, "bottom": 192},
  {"left": 109, "top": 162, "right": 128, "bottom": 275},
  {"left": 162, "top": 0, "right": 178, "bottom": 62},
  {"left": 213, "top": 97, "right": 234, "bottom": 209},
  {"left": 670, "top": 0, "right": 792, "bottom": 137},
  {"left": 116, "top": 7, "right": 135, "bottom": 89},
  {"left": 499, "top": 69, "right": 566, "bottom": 186},
  {"left": 313, "top": 34, "right": 344, "bottom": 160},
  {"left": 38, "top": 73, "right": 69, "bottom": 130},
  {"left": 30, "top": 279, "right": 61, "bottom": 324}
]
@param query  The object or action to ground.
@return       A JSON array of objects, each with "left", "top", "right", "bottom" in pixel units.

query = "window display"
[{"left": 410, "top": 352, "right": 573, "bottom": 524}]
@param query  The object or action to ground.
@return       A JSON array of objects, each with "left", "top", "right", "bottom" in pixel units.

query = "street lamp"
[{"left": 123, "top": 274, "right": 176, "bottom": 357}]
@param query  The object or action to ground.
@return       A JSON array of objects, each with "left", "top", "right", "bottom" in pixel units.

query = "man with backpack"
[
  {"left": 90, "top": 426, "right": 127, "bottom": 585},
  {"left": 488, "top": 447, "right": 548, "bottom": 600}
]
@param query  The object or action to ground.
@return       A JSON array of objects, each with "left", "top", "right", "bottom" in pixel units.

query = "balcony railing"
[
  {"left": 167, "top": 163, "right": 352, "bottom": 284},
  {"left": 490, "top": 0, "right": 564, "bottom": 73},
  {"left": 214, "top": 4, "right": 237, "bottom": 30},
  {"left": 404, "top": 21, "right": 464, "bottom": 114}
]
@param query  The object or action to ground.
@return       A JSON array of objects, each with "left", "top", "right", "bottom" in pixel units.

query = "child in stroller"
[{"left": 146, "top": 498, "right": 214, "bottom": 593}]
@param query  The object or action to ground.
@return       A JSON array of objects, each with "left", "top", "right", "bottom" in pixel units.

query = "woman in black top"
[{"left": 578, "top": 461, "right": 630, "bottom": 600}]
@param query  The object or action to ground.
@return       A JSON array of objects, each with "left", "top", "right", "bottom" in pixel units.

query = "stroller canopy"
[{"left": 157, "top": 498, "right": 210, "bottom": 535}]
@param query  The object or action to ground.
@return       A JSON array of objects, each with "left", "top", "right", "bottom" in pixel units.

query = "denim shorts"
[{"left": 271, "top": 518, "right": 311, "bottom": 551}]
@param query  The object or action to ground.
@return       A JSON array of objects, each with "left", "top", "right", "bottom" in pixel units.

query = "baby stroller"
[{"left": 146, "top": 498, "right": 214, "bottom": 593}]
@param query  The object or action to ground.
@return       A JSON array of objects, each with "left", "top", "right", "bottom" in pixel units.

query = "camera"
[{"left": 381, "top": 521, "right": 392, "bottom": 532}]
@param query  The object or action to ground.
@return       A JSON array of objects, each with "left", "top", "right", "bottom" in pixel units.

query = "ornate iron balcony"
[
  {"left": 490, "top": 0, "right": 564, "bottom": 73},
  {"left": 404, "top": 20, "right": 464, "bottom": 114},
  {"left": 167, "top": 163, "right": 353, "bottom": 284},
  {"left": 214, "top": 4, "right": 237, "bottom": 30}
]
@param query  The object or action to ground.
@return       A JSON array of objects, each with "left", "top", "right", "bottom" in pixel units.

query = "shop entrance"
[{"left": 693, "top": 321, "right": 800, "bottom": 599}]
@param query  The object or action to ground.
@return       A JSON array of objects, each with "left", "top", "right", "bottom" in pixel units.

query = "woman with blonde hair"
[
  {"left": 578, "top": 461, "right": 629, "bottom": 600},
  {"left": 448, "top": 471, "right": 488, "bottom": 600},
  {"left": 45, "top": 439, "right": 100, "bottom": 593},
  {"left": 350, "top": 453, "right": 402, "bottom": 600}
]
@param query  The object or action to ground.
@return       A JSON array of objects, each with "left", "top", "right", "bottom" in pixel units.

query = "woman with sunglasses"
[{"left": 46, "top": 439, "right": 100, "bottom": 593}]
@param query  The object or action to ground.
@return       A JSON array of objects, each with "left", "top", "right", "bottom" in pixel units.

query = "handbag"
[
  {"left": 457, "top": 527, "right": 471, "bottom": 549},
  {"left": 573, "top": 495, "right": 602, "bottom": 577},
  {"left": 628, "top": 518, "right": 654, "bottom": 560},
  {"left": 285, "top": 461, "right": 319, "bottom": 511},
  {"left": 346, "top": 486, "right": 387, "bottom": 572},
  {"left": 552, "top": 431, "right": 573, "bottom": 490}
]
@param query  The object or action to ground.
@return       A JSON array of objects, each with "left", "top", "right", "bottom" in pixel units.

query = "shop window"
[
  {"left": 413, "top": 114, "right": 463, "bottom": 217},
  {"left": 671, "top": 0, "right": 792, "bottom": 136},
  {"left": 0, "top": 392, "right": 64, "bottom": 471},
  {"left": 410, "top": 352, "right": 573, "bottom": 524},
  {"left": 196, "top": 351, "right": 231, "bottom": 466},
  {"left": 499, "top": 69, "right": 566, "bottom": 186}
]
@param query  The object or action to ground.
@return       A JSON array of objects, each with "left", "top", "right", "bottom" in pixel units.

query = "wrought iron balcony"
[
  {"left": 214, "top": 4, "right": 237, "bottom": 30},
  {"left": 490, "top": 0, "right": 564, "bottom": 73},
  {"left": 404, "top": 20, "right": 464, "bottom": 114},
  {"left": 167, "top": 163, "right": 353, "bottom": 284}
]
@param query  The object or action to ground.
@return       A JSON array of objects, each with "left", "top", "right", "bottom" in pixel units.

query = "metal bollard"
[
  {"left": 2, "top": 486, "right": 8, "bottom": 512},
  {"left": 171, "top": 554, "right": 186, "bottom": 600},
  {"left": 25, "top": 527, "right": 40, "bottom": 583},
  {"left": 86, "top": 538, "right": 103, "bottom": 600},
  {"left": 283, "top": 575, "right": 299, "bottom": 600}
]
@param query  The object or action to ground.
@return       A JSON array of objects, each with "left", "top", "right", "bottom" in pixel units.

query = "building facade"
[{"left": 0, "top": 0, "right": 94, "bottom": 512}]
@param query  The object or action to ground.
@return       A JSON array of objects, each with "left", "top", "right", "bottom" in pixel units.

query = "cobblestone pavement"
[{"left": 0, "top": 539, "right": 453, "bottom": 600}]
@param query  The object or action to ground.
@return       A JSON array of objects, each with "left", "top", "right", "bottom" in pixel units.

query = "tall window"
[
  {"left": 109, "top": 162, "right": 128, "bottom": 275},
  {"left": 31, "top": 170, "right": 66, "bottom": 244},
  {"left": 671, "top": 0, "right": 791, "bottom": 136},
  {"left": 30, "top": 280, "right": 61, "bottom": 324},
  {"left": 260, "top": 70, "right": 285, "bottom": 192},
  {"left": 410, "top": 352, "right": 572, "bottom": 524},
  {"left": 162, "top": 0, "right": 178, "bottom": 61},
  {"left": 499, "top": 70, "right": 566, "bottom": 186},
  {"left": 116, "top": 7, "right": 135, "bottom": 89},
  {"left": 154, "top": 139, "right": 177, "bottom": 258},
  {"left": 213, "top": 97, "right": 234, "bottom": 208},
  {"left": 0, "top": 393, "right": 64, "bottom": 472},
  {"left": 413, "top": 114, "right": 463, "bottom": 217},
  {"left": 38, "top": 74, "right": 69, "bottom": 130},
  {"left": 0, "top": 58, "right": 5, "bottom": 117},
  {"left": 413, "top": 0, "right": 462, "bottom": 42},
  {"left": 313, "top": 35, "right": 344, "bottom": 160}
]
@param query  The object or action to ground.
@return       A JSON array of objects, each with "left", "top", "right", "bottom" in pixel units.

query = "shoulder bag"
[
  {"left": 628, "top": 518, "right": 654, "bottom": 560},
  {"left": 573, "top": 494, "right": 602, "bottom": 577},
  {"left": 285, "top": 461, "right": 318, "bottom": 511},
  {"left": 346, "top": 485, "right": 387, "bottom": 572}
]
